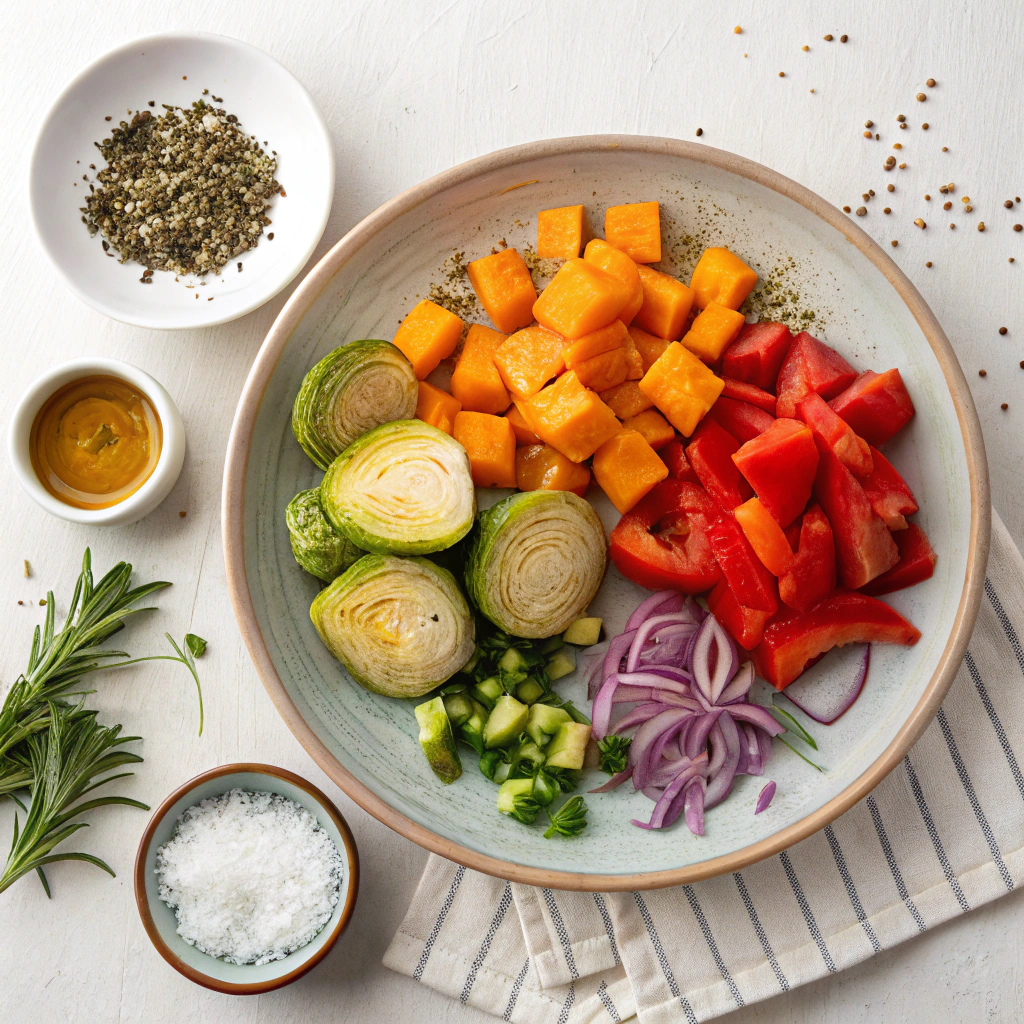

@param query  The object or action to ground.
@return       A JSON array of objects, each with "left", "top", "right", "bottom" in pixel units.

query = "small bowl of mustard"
[{"left": 8, "top": 358, "right": 185, "bottom": 527}]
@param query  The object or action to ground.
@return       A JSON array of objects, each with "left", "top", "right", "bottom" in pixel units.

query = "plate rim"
[
  {"left": 221, "top": 134, "right": 990, "bottom": 891},
  {"left": 27, "top": 30, "right": 335, "bottom": 331}
]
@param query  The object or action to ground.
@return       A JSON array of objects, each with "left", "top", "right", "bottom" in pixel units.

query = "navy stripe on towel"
[
  {"left": 542, "top": 888, "right": 580, "bottom": 979},
  {"left": 867, "top": 795, "right": 926, "bottom": 931},
  {"left": 596, "top": 979, "right": 621, "bottom": 1022},
  {"left": 683, "top": 884, "right": 744, "bottom": 1006},
  {"left": 733, "top": 872, "right": 789, "bottom": 992},
  {"left": 592, "top": 893, "right": 621, "bottom": 966},
  {"left": 633, "top": 892, "right": 699, "bottom": 1024},
  {"left": 502, "top": 958, "right": 530, "bottom": 1022},
  {"left": 985, "top": 578, "right": 1024, "bottom": 677},
  {"left": 414, "top": 864, "right": 465, "bottom": 980},
  {"left": 461, "top": 881, "right": 513, "bottom": 1003},
  {"left": 824, "top": 824, "right": 881, "bottom": 951},
  {"left": 557, "top": 982, "right": 576, "bottom": 1024},
  {"left": 964, "top": 650, "right": 1024, "bottom": 804},
  {"left": 779, "top": 851, "right": 836, "bottom": 972}
]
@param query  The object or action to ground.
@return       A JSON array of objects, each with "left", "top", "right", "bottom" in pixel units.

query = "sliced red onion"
[
  {"left": 628, "top": 614, "right": 698, "bottom": 671},
  {"left": 612, "top": 702, "right": 675, "bottom": 733},
  {"left": 741, "top": 722, "right": 762, "bottom": 776},
  {"left": 704, "top": 712, "right": 742, "bottom": 809},
  {"left": 684, "top": 707, "right": 723, "bottom": 758},
  {"left": 625, "top": 591, "right": 684, "bottom": 632},
  {"left": 755, "top": 781, "right": 777, "bottom": 814},
  {"left": 718, "top": 661, "right": 754, "bottom": 705},
  {"left": 589, "top": 766, "right": 633, "bottom": 793},
  {"left": 781, "top": 644, "right": 871, "bottom": 724},
  {"left": 683, "top": 778, "right": 707, "bottom": 835},
  {"left": 706, "top": 720, "right": 727, "bottom": 779},
  {"left": 616, "top": 671, "right": 693, "bottom": 693},
  {"left": 724, "top": 703, "right": 786, "bottom": 736},
  {"left": 631, "top": 761, "right": 704, "bottom": 830},
  {"left": 610, "top": 685, "right": 655, "bottom": 705}
]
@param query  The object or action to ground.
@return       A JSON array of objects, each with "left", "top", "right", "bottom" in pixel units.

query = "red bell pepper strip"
[
  {"left": 686, "top": 418, "right": 753, "bottom": 510},
  {"left": 609, "top": 479, "right": 722, "bottom": 593},
  {"left": 775, "top": 331, "right": 858, "bottom": 418},
  {"left": 753, "top": 590, "right": 921, "bottom": 689},
  {"left": 707, "top": 396, "right": 775, "bottom": 444},
  {"left": 732, "top": 418, "right": 819, "bottom": 528},
  {"left": 778, "top": 504, "right": 837, "bottom": 612},
  {"left": 795, "top": 391, "right": 873, "bottom": 478},
  {"left": 860, "top": 522, "right": 937, "bottom": 596},
  {"left": 734, "top": 496, "right": 795, "bottom": 576},
  {"left": 707, "top": 578, "right": 772, "bottom": 650},
  {"left": 829, "top": 368, "right": 915, "bottom": 447},
  {"left": 705, "top": 513, "right": 779, "bottom": 613},
  {"left": 659, "top": 439, "right": 701, "bottom": 484},
  {"left": 720, "top": 377, "right": 777, "bottom": 414},
  {"left": 859, "top": 445, "right": 919, "bottom": 530},
  {"left": 721, "top": 321, "right": 793, "bottom": 392},
  {"left": 813, "top": 441, "right": 898, "bottom": 588}
]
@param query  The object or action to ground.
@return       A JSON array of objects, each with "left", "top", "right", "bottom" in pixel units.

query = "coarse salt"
[{"left": 155, "top": 788, "right": 343, "bottom": 965}]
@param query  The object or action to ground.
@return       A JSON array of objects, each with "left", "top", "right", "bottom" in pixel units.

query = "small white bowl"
[
  {"left": 8, "top": 357, "right": 185, "bottom": 527},
  {"left": 28, "top": 32, "right": 334, "bottom": 330}
]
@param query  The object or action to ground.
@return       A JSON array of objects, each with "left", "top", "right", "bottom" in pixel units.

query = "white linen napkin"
[{"left": 385, "top": 510, "right": 1023, "bottom": 1022}]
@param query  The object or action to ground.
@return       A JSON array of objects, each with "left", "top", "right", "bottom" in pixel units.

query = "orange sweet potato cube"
[
  {"left": 623, "top": 331, "right": 645, "bottom": 379},
  {"left": 516, "top": 443, "right": 591, "bottom": 497},
  {"left": 505, "top": 403, "right": 541, "bottom": 445},
  {"left": 604, "top": 201, "right": 662, "bottom": 263},
  {"left": 393, "top": 299, "right": 463, "bottom": 379},
  {"left": 621, "top": 408, "right": 675, "bottom": 450},
  {"left": 681, "top": 302, "right": 747, "bottom": 362},
  {"left": 537, "top": 205, "right": 588, "bottom": 259},
  {"left": 689, "top": 247, "right": 759, "bottom": 310},
  {"left": 634, "top": 266, "right": 695, "bottom": 340},
  {"left": 599, "top": 380, "right": 654, "bottom": 419},
  {"left": 416, "top": 381, "right": 462, "bottom": 435},
  {"left": 453, "top": 411, "right": 517, "bottom": 488},
  {"left": 628, "top": 325, "right": 672, "bottom": 372},
  {"left": 523, "top": 371, "right": 621, "bottom": 462},
  {"left": 592, "top": 429, "right": 670, "bottom": 513},
  {"left": 450, "top": 324, "right": 510, "bottom": 414},
  {"left": 573, "top": 347, "right": 630, "bottom": 392},
  {"left": 532, "top": 258, "right": 633, "bottom": 339},
  {"left": 495, "top": 325, "right": 567, "bottom": 400},
  {"left": 583, "top": 238, "right": 644, "bottom": 324},
  {"left": 467, "top": 248, "right": 538, "bottom": 333},
  {"left": 639, "top": 342, "right": 725, "bottom": 436},
  {"left": 563, "top": 320, "right": 630, "bottom": 370}
]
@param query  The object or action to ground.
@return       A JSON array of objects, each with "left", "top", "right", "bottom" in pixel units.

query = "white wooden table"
[{"left": 2, "top": 1, "right": 1022, "bottom": 1020}]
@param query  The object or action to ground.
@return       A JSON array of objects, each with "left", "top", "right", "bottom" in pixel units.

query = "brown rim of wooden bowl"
[
  {"left": 222, "top": 134, "right": 990, "bottom": 892},
  {"left": 133, "top": 762, "right": 360, "bottom": 995}
]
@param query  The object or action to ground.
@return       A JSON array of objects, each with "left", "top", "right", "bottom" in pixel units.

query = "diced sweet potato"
[
  {"left": 638, "top": 341, "right": 725, "bottom": 436},
  {"left": 563, "top": 320, "right": 629, "bottom": 369},
  {"left": 689, "top": 247, "right": 758, "bottom": 310},
  {"left": 592, "top": 429, "right": 669, "bottom": 513},
  {"left": 634, "top": 266, "right": 695, "bottom": 340},
  {"left": 573, "top": 346, "right": 630, "bottom": 391},
  {"left": 583, "top": 238, "right": 644, "bottom": 324},
  {"left": 453, "top": 411, "right": 517, "bottom": 488},
  {"left": 523, "top": 371, "right": 621, "bottom": 462},
  {"left": 628, "top": 325, "right": 672, "bottom": 372},
  {"left": 621, "top": 408, "right": 675, "bottom": 450},
  {"left": 533, "top": 258, "right": 634, "bottom": 339},
  {"left": 603, "top": 201, "right": 661, "bottom": 263},
  {"left": 494, "top": 325, "right": 567, "bottom": 400},
  {"left": 681, "top": 302, "right": 747, "bottom": 362},
  {"left": 505, "top": 403, "right": 541, "bottom": 446},
  {"left": 393, "top": 299, "right": 463, "bottom": 379},
  {"left": 599, "top": 380, "right": 654, "bottom": 419},
  {"left": 622, "top": 331, "right": 645, "bottom": 379},
  {"left": 537, "top": 205, "right": 588, "bottom": 259},
  {"left": 449, "top": 324, "right": 510, "bottom": 415},
  {"left": 416, "top": 381, "right": 462, "bottom": 435},
  {"left": 516, "top": 443, "right": 591, "bottom": 497},
  {"left": 467, "top": 248, "right": 538, "bottom": 333}
]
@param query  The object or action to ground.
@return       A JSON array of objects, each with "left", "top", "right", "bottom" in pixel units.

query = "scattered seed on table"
[
  {"left": 962, "top": 196, "right": 970, "bottom": 203},
  {"left": 862, "top": 193, "right": 870, "bottom": 200},
  {"left": 779, "top": 71, "right": 785, "bottom": 77},
  {"left": 999, "top": 327, "right": 1008, "bottom": 335},
  {"left": 802, "top": 45, "right": 809, "bottom": 51},
  {"left": 179, "top": 510, "right": 187, "bottom": 518},
  {"left": 870, "top": 189, "right": 876, "bottom": 196},
  {"left": 922, "top": 123, "right": 929, "bottom": 130},
  {"left": 899, "top": 162, "right": 907, "bottom": 169},
  {"left": 696, "top": 128, "right": 703, "bottom": 136},
  {"left": 840, "top": 34, "right": 848, "bottom": 42},
  {"left": 824, "top": 33, "right": 833, "bottom": 41},
  {"left": 944, "top": 202, "right": 952, "bottom": 210},
  {"left": 1020, "top": 361, "right": 1024, "bottom": 368},
  {"left": 950, "top": 223, "right": 956, "bottom": 229},
  {"left": 979, "top": 369, "right": 987, "bottom": 377},
  {"left": 734, "top": 25, "right": 742, "bottom": 33},
  {"left": 942, "top": 146, "right": 949, "bottom": 151},
  {"left": 891, "top": 240, "right": 898, "bottom": 246},
  {"left": 884, "top": 207, "right": 892, "bottom": 214},
  {"left": 897, "top": 114, "right": 906, "bottom": 122},
  {"left": 915, "top": 219, "right": 926, "bottom": 228},
  {"left": 978, "top": 222, "right": 986, "bottom": 231},
  {"left": 1002, "top": 403, "right": 1009, "bottom": 410},
  {"left": 843, "top": 206, "right": 852, "bottom": 213},
  {"left": 1014, "top": 224, "right": 1023, "bottom": 232},
  {"left": 927, "top": 78, "right": 936, "bottom": 87},
  {"left": 925, "top": 261, "right": 933, "bottom": 267},
  {"left": 863, "top": 131, "right": 872, "bottom": 138},
  {"left": 894, "top": 143, "right": 903, "bottom": 150},
  {"left": 916, "top": 93, "right": 926, "bottom": 101},
  {"left": 856, "top": 207, "right": 867, "bottom": 216},
  {"left": 875, "top": 133, "right": 880, "bottom": 139},
  {"left": 1017, "top": 198, "right": 1021, "bottom": 203},
  {"left": 1006, "top": 200, "right": 1015, "bottom": 209},
  {"left": 965, "top": 205, "right": 974, "bottom": 212},
  {"left": 885, "top": 156, "right": 897, "bottom": 169},
  {"left": 865, "top": 120, "right": 874, "bottom": 128},
  {"left": 887, "top": 183, "right": 895, "bottom": 192},
  {"left": 925, "top": 194, "right": 931, "bottom": 200}
]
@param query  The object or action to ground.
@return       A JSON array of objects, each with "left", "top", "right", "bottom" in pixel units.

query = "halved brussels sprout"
[
  {"left": 285, "top": 488, "right": 364, "bottom": 581},
  {"left": 311, "top": 554, "right": 475, "bottom": 698},
  {"left": 465, "top": 491, "right": 607, "bottom": 638},
  {"left": 292, "top": 340, "right": 418, "bottom": 470},
  {"left": 320, "top": 420, "right": 476, "bottom": 555}
]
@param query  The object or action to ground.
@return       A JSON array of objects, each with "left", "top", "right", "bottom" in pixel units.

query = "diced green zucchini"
[
  {"left": 515, "top": 678, "right": 546, "bottom": 704},
  {"left": 499, "top": 648, "right": 530, "bottom": 675},
  {"left": 479, "top": 748, "right": 507, "bottom": 781},
  {"left": 414, "top": 697, "right": 462, "bottom": 784},
  {"left": 511, "top": 737, "right": 547, "bottom": 769},
  {"left": 526, "top": 704, "right": 572, "bottom": 747},
  {"left": 494, "top": 760, "right": 511, "bottom": 784},
  {"left": 541, "top": 636, "right": 565, "bottom": 656},
  {"left": 545, "top": 649, "right": 576, "bottom": 681},
  {"left": 562, "top": 617, "right": 603, "bottom": 646},
  {"left": 545, "top": 722, "right": 593, "bottom": 770},
  {"left": 443, "top": 691, "right": 475, "bottom": 727},
  {"left": 459, "top": 698, "right": 489, "bottom": 754},
  {"left": 473, "top": 676, "right": 503, "bottom": 709},
  {"left": 497, "top": 777, "right": 538, "bottom": 823},
  {"left": 483, "top": 695, "right": 530, "bottom": 749},
  {"left": 531, "top": 770, "right": 560, "bottom": 807}
]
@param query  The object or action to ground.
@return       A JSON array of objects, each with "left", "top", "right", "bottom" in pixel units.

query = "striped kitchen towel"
[{"left": 385, "top": 510, "right": 1024, "bottom": 1022}]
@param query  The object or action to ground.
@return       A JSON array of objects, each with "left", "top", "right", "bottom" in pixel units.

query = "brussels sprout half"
[
  {"left": 465, "top": 490, "right": 607, "bottom": 638},
  {"left": 285, "top": 488, "right": 364, "bottom": 582},
  {"left": 292, "top": 340, "right": 418, "bottom": 470},
  {"left": 311, "top": 554, "right": 475, "bottom": 698},
  {"left": 320, "top": 420, "right": 476, "bottom": 555}
]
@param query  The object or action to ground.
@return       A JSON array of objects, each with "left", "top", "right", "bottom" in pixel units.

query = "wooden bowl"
[
  {"left": 134, "top": 763, "right": 359, "bottom": 994},
  {"left": 222, "top": 136, "right": 989, "bottom": 891}
]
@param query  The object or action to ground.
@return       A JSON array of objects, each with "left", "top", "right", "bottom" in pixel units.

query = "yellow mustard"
[{"left": 29, "top": 375, "right": 162, "bottom": 510}]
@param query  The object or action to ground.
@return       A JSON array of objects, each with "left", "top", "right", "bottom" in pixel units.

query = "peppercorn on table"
[{"left": 2, "top": 1, "right": 1023, "bottom": 1022}]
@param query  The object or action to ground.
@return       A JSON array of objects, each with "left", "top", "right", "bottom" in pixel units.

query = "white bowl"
[
  {"left": 28, "top": 32, "right": 334, "bottom": 330},
  {"left": 8, "top": 357, "right": 186, "bottom": 526}
]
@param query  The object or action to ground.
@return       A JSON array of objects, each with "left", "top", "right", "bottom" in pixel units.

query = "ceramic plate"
[
  {"left": 223, "top": 137, "right": 988, "bottom": 890},
  {"left": 29, "top": 32, "right": 333, "bottom": 330}
]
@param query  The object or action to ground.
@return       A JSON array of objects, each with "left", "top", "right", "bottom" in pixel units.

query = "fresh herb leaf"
[
  {"left": 777, "top": 736, "right": 825, "bottom": 772},
  {"left": 544, "top": 795, "right": 588, "bottom": 839},
  {"left": 508, "top": 792, "right": 540, "bottom": 825},
  {"left": 185, "top": 634, "right": 208, "bottom": 659},
  {"left": 597, "top": 735, "right": 632, "bottom": 774},
  {"left": 768, "top": 704, "right": 818, "bottom": 750}
]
